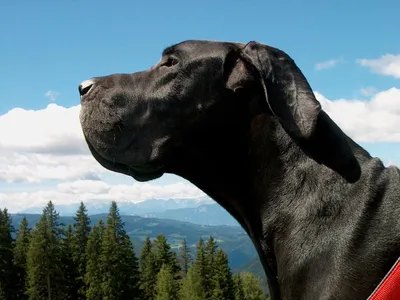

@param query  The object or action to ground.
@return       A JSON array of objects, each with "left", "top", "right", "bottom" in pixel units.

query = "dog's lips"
[
  {"left": 128, "top": 166, "right": 165, "bottom": 182},
  {"left": 84, "top": 136, "right": 165, "bottom": 182},
  {"left": 80, "top": 104, "right": 166, "bottom": 182},
  {"left": 129, "top": 165, "right": 165, "bottom": 182}
]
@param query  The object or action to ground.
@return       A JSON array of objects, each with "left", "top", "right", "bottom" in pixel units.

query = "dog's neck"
[
  {"left": 167, "top": 112, "right": 299, "bottom": 298},
  {"left": 168, "top": 110, "right": 398, "bottom": 300}
]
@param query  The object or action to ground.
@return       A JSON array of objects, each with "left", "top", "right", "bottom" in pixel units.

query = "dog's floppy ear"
[
  {"left": 226, "top": 42, "right": 361, "bottom": 183},
  {"left": 226, "top": 41, "right": 321, "bottom": 140}
]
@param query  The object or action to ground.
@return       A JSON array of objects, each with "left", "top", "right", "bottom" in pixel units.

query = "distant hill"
[
  {"left": 235, "top": 256, "right": 266, "bottom": 280},
  {"left": 18, "top": 199, "right": 240, "bottom": 226},
  {"left": 235, "top": 256, "right": 269, "bottom": 294},
  {"left": 18, "top": 198, "right": 213, "bottom": 216},
  {"left": 11, "top": 213, "right": 257, "bottom": 270},
  {"left": 145, "top": 203, "right": 240, "bottom": 226}
]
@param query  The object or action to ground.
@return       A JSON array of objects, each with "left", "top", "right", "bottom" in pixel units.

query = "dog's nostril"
[{"left": 78, "top": 79, "right": 95, "bottom": 96}]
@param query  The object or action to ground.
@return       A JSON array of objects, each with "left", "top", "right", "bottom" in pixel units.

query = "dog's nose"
[{"left": 78, "top": 79, "right": 95, "bottom": 96}]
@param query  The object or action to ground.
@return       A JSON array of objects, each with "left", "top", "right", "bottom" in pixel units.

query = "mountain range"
[
  {"left": 18, "top": 199, "right": 240, "bottom": 226},
  {"left": 145, "top": 203, "right": 240, "bottom": 226}
]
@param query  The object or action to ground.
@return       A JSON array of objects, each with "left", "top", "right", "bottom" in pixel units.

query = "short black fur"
[{"left": 79, "top": 40, "right": 400, "bottom": 300}]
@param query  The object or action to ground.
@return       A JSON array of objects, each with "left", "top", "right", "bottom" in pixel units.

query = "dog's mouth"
[
  {"left": 80, "top": 94, "right": 169, "bottom": 182},
  {"left": 85, "top": 137, "right": 165, "bottom": 182}
]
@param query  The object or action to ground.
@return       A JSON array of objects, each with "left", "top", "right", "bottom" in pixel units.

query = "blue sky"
[{"left": 0, "top": 0, "right": 399, "bottom": 212}]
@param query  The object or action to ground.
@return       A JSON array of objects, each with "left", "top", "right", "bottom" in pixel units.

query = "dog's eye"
[{"left": 160, "top": 57, "right": 178, "bottom": 68}]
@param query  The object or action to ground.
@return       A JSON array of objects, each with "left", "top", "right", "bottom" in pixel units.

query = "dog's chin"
[
  {"left": 85, "top": 139, "right": 165, "bottom": 182},
  {"left": 129, "top": 165, "right": 165, "bottom": 182}
]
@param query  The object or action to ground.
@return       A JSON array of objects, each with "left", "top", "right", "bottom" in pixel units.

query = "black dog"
[{"left": 78, "top": 40, "right": 400, "bottom": 300}]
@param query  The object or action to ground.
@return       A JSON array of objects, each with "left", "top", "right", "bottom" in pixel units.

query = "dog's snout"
[{"left": 78, "top": 79, "right": 95, "bottom": 97}]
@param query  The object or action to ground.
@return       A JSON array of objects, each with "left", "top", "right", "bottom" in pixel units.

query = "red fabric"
[{"left": 368, "top": 258, "right": 400, "bottom": 300}]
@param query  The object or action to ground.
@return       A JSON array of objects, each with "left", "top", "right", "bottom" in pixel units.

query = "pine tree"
[
  {"left": 139, "top": 237, "right": 157, "bottom": 300},
  {"left": 0, "top": 208, "right": 16, "bottom": 299},
  {"left": 71, "top": 202, "right": 91, "bottom": 299},
  {"left": 205, "top": 236, "right": 218, "bottom": 267},
  {"left": 26, "top": 214, "right": 49, "bottom": 300},
  {"left": 155, "top": 264, "right": 178, "bottom": 300},
  {"left": 0, "top": 283, "right": 6, "bottom": 300},
  {"left": 0, "top": 289, "right": 5, "bottom": 300},
  {"left": 60, "top": 225, "right": 79, "bottom": 300},
  {"left": 153, "top": 234, "right": 180, "bottom": 276},
  {"left": 240, "top": 272, "right": 267, "bottom": 300},
  {"left": 179, "top": 264, "right": 205, "bottom": 300},
  {"left": 26, "top": 201, "right": 67, "bottom": 300},
  {"left": 119, "top": 231, "right": 141, "bottom": 299},
  {"left": 178, "top": 238, "right": 191, "bottom": 278},
  {"left": 14, "top": 217, "right": 31, "bottom": 300},
  {"left": 100, "top": 201, "right": 141, "bottom": 299},
  {"left": 193, "top": 237, "right": 207, "bottom": 284},
  {"left": 233, "top": 274, "right": 245, "bottom": 300},
  {"left": 204, "top": 236, "right": 218, "bottom": 296},
  {"left": 210, "top": 248, "right": 235, "bottom": 300},
  {"left": 85, "top": 220, "right": 105, "bottom": 300}
]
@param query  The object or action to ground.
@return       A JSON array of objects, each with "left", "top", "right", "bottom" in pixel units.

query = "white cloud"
[
  {"left": 45, "top": 90, "right": 60, "bottom": 102},
  {"left": 0, "top": 152, "right": 101, "bottom": 183},
  {"left": 0, "top": 180, "right": 207, "bottom": 213},
  {"left": 0, "top": 104, "right": 86, "bottom": 154},
  {"left": 0, "top": 104, "right": 102, "bottom": 183},
  {"left": 357, "top": 54, "right": 400, "bottom": 79},
  {"left": 360, "top": 86, "right": 378, "bottom": 97},
  {"left": 315, "top": 57, "right": 343, "bottom": 70},
  {"left": 0, "top": 87, "right": 399, "bottom": 184},
  {"left": 316, "top": 87, "right": 400, "bottom": 142}
]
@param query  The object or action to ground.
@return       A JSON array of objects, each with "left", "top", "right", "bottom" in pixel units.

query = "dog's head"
[{"left": 79, "top": 40, "right": 324, "bottom": 182}]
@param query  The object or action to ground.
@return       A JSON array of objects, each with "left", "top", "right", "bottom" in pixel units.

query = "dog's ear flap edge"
[
  {"left": 226, "top": 42, "right": 322, "bottom": 140},
  {"left": 224, "top": 49, "right": 257, "bottom": 94}
]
